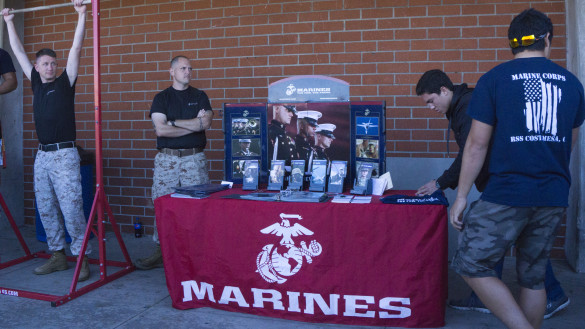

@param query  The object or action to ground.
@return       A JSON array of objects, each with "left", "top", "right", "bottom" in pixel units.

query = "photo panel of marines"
[
  {"left": 356, "top": 138, "right": 379, "bottom": 159},
  {"left": 223, "top": 103, "right": 267, "bottom": 183},
  {"left": 232, "top": 160, "right": 246, "bottom": 179},
  {"left": 356, "top": 160, "right": 379, "bottom": 178},
  {"left": 356, "top": 163, "right": 373, "bottom": 187},
  {"left": 232, "top": 117, "right": 260, "bottom": 136},
  {"left": 232, "top": 138, "right": 260, "bottom": 157},
  {"left": 350, "top": 102, "right": 386, "bottom": 184}
]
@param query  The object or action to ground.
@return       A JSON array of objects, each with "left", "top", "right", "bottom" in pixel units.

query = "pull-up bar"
[
  {"left": 0, "top": 0, "right": 135, "bottom": 307},
  {"left": 7, "top": 0, "right": 91, "bottom": 14}
]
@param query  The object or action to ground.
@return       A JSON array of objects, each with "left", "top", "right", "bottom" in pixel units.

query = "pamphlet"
[
  {"left": 331, "top": 195, "right": 353, "bottom": 203},
  {"left": 378, "top": 171, "right": 393, "bottom": 190},
  {"left": 280, "top": 191, "right": 328, "bottom": 203},
  {"left": 173, "top": 183, "right": 230, "bottom": 198},
  {"left": 239, "top": 193, "right": 280, "bottom": 201},
  {"left": 351, "top": 196, "right": 372, "bottom": 204},
  {"left": 170, "top": 193, "right": 207, "bottom": 199}
]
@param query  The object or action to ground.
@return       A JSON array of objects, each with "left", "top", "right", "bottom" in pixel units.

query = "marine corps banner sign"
[
  {"left": 267, "top": 75, "right": 350, "bottom": 103},
  {"left": 155, "top": 190, "right": 447, "bottom": 328}
]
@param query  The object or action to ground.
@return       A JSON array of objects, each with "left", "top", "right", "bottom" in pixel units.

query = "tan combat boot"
[
  {"left": 33, "top": 249, "right": 68, "bottom": 275},
  {"left": 134, "top": 245, "right": 163, "bottom": 270},
  {"left": 78, "top": 255, "right": 90, "bottom": 282}
]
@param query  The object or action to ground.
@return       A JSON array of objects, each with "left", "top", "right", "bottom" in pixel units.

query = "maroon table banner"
[{"left": 156, "top": 189, "right": 448, "bottom": 328}]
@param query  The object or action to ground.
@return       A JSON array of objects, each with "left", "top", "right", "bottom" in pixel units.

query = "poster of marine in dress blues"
[{"left": 223, "top": 103, "right": 267, "bottom": 183}]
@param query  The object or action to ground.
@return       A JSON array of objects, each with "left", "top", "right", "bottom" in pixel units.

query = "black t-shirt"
[
  {"left": 31, "top": 69, "right": 77, "bottom": 144},
  {"left": 0, "top": 48, "right": 16, "bottom": 75},
  {"left": 150, "top": 86, "right": 212, "bottom": 149}
]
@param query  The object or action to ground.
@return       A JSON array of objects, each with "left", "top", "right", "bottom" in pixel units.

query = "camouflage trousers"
[
  {"left": 152, "top": 151, "right": 209, "bottom": 243},
  {"left": 451, "top": 199, "right": 563, "bottom": 289},
  {"left": 34, "top": 147, "right": 90, "bottom": 255}
]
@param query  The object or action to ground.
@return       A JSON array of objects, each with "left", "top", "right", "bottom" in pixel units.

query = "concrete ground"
[{"left": 1, "top": 225, "right": 584, "bottom": 329}]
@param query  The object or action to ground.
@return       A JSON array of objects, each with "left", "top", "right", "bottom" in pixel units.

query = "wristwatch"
[{"left": 435, "top": 179, "right": 441, "bottom": 189}]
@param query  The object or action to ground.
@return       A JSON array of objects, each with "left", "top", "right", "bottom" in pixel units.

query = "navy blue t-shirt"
[{"left": 468, "top": 57, "right": 585, "bottom": 207}]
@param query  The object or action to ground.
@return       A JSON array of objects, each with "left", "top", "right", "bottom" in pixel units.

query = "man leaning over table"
[{"left": 135, "top": 55, "right": 213, "bottom": 270}]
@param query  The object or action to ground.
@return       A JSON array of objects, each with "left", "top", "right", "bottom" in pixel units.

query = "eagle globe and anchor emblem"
[
  {"left": 256, "top": 213, "right": 322, "bottom": 284},
  {"left": 285, "top": 84, "right": 296, "bottom": 96}
]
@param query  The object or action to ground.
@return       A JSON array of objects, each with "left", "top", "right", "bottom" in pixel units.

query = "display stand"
[
  {"left": 350, "top": 163, "right": 374, "bottom": 195},
  {"left": 267, "top": 160, "right": 285, "bottom": 190},
  {"left": 0, "top": 0, "right": 134, "bottom": 307},
  {"left": 327, "top": 160, "right": 346, "bottom": 193},
  {"left": 287, "top": 160, "right": 305, "bottom": 190},
  {"left": 242, "top": 159, "right": 259, "bottom": 190},
  {"left": 223, "top": 76, "right": 385, "bottom": 186},
  {"left": 309, "top": 159, "right": 327, "bottom": 191},
  {"left": 223, "top": 103, "right": 267, "bottom": 183}
]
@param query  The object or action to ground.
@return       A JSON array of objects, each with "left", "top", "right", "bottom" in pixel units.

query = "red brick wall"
[{"left": 20, "top": 0, "right": 567, "bottom": 256}]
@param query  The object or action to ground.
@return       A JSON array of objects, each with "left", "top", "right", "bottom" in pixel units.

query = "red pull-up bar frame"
[{"left": 0, "top": 0, "right": 135, "bottom": 306}]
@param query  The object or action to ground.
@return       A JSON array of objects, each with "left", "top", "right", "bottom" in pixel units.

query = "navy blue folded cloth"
[{"left": 380, "top": 190, "right": 449, "bottom": 206}]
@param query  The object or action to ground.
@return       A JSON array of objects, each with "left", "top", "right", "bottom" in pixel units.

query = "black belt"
[
  {"left": 159, "top": 148, "right": 203, "bottom": 157},
  {"left": 39, "top": 141, "right": 76, "bottom": 152}
]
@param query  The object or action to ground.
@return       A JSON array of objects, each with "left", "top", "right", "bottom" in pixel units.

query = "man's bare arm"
[
  {"left": 66, "top": 0, "right": 87, "bottom": 86},
  {"left": 449, "top": 120, "right": 493, "bottom": 230},
  {"left": 0, "top": 72, "right": 17, "bottom": 94},
  {"left": 173, "top": 109, "right": 213, "bottom": 132},
  {"left": 152, "top": 112, "right": 205, "bottom": 138}
]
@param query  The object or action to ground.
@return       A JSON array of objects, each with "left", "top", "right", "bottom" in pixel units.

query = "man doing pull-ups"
[{"left": 2, "top": 0, "right": 91, "bottom": 281}]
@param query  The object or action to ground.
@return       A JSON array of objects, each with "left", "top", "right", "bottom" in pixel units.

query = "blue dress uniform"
[
  {"left": 294, "top": 134, "right": 312, "bottom": 162},
  {"left": 268, "top": 120, "right": 297, "bottom": 165},
  {"left": 313, "top": 146, "right": 329, "bottom": 162}
]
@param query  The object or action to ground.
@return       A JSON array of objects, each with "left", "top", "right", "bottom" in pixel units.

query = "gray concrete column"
[
  {"left": 0, "top": 0, "right": 24, "bottom": 229},
  {"left": 565, "top": 0, "right": 585, "bottom": 272}
]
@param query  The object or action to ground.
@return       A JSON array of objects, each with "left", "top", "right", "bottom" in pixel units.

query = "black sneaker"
[
  {"left": 544, "top": 295, "right": 569, "bottom": 319},
  {"left": 448, "top": 296, "right": 491, "bottom": 314}
]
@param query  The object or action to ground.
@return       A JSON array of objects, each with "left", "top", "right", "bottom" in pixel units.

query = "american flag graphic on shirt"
[{"left": 523, "top": 78, "right": 561, "bottom": 135}]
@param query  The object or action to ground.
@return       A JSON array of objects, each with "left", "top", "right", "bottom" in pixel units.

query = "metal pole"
[
  {"left": 91, "top": 0, "right": 107, "bottom": 280},
  {"left": 6, "top": 0, "right": 91, "bottom": 14},
  {"left": 0, "top": 0, "right": 4, "bottom": 46}
]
